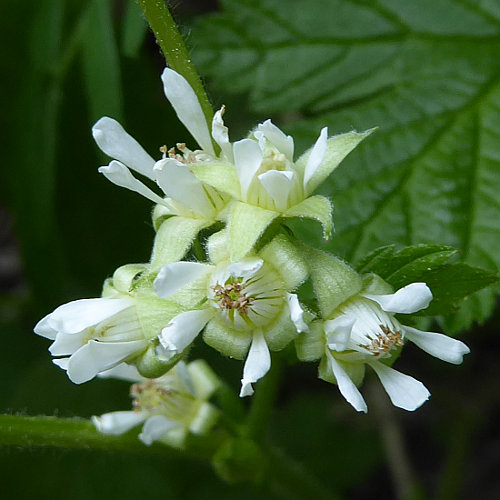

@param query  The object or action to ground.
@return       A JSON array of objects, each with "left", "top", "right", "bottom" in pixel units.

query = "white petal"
[
  {"left": 99, "top": 161, "right": 171, "bottom": 208},
  {"left": 239, "top": 330, "right": 271, "bottom": 397},
  {"left": 161, "top": 68, "right": 214, "bottom": 155},
  {"left": 42, "top": 298, "right": 133, "bottom": 334},
  {"left": 258, "top": 170, "right": 295, "bottom": 212},
  {"left": 154, "top": 158, "right": 213, "bottom": 216},
  {"left": 52, "top": 357, "right": 70, "bottom": 370},
  {"left": 368, "top": 361, "right": 430, "bottom": 411},
  {"left": 364, "top": 282, "right": 433, "bottom": 314},
  {"left": 154, "top": 261, "right": 212, "bottom": 299},
  {"left": 404, "top": 326, "right": 470, "bottom": 365},
  {"left": 49, "top": 331, "right": 86, "bottom": 356},
  {"left": 34, "top": 316, "right": 58, "bottom": 339},
  {"left": 159, "top": 309, "right": 213, "bottom": 357},
  {"left": 67, "top": 339, "right": 147, "bottom": 384},
  {"left": 324, "top": 315, "right": 356, "bottom": 352},
  {"left": 226, "top": 258, "right": 263, "bottom": 278},
  {"left": 286, "top": 293, "right": 309, "bottom": 333},
  {"left": 139, "top": 415, "right": 180, "bottom": 446},
  {"left": 326, "top": 350, "right": 367, "bottom": 413},
  {"left": 98, "top": 363, "right": 143, "bottom": 382},
  {"left": 256, "top": 119, "right": 294, "bottom": 160},
  {"left": 303, "top": 127, "right": 328, "bottom": 188},
  {"left": 233, "top": 138, "right": 263, "bottom": 199},
  {"left": 92, "top": 117, "right": 156, "bottom": 179},
  {"left": 212, "top": 107, "right": 233, "bottom": 161},
  {"left": 92, "top": 411, "right": 147, "bottom": 435}
]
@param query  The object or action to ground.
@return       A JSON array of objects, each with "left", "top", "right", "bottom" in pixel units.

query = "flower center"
[
  {"left": 361, "top": 325, "right": 404, "bottom": 357},
  {"left": 212, "top": 279, "right": 254, "bottom": 315},
  {"left": 160, "top": 142, "right": 213, "bottom": 164},
  {"left": 260, "top": 150, "right": 288, "bottom": 173}
]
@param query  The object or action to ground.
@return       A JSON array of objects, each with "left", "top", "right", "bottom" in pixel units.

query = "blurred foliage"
[{"left": 1, "top": 0, "right": 500, "bottom": 499}]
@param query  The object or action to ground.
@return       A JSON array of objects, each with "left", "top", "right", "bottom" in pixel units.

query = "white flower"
[
  {"left": 34, "top": 297, "right": 149, "bottom": 384},
  {"left": 153, "top": 233, "right": 309, "bottom": 397},
  {"left": 92, "top": 68, "right": 232, "bottom": 265},
  {"left": 321, "top": 283, "right": 470, "bottom": 412},
  {"left": 190, "top": 117, "right": 375, "bottom": 260},
  {"left": 92, "top": 360, "right": 219, "bottom": 446}
]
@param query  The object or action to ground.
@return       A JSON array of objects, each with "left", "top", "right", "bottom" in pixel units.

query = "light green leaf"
[
  {"left": 284, "top": 195, "right": 333, "bottom": 239},
  {"left": 193, "top": 0, "right": 500, "bottom": 330}
]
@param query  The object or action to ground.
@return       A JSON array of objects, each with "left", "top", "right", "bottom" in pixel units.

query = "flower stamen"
[{"left": 361, "top": 325, "right": 404, "bottom": 357}]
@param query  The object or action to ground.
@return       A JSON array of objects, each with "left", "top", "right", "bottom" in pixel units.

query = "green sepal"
[
  {"left": 187, "top": 359, "right": 221, "bottom": 400},
  {"left": 360, "top": 273, "right": 393, "bottom": 296},
  {"left": 159, "top": 426, "right": 188, "bottom": 450},
  {"left": 101, "top": 277, "right": 118, "bottom": 298},
  {"left": 135, "top": 342, "right": 186, "bottom": 378},
  {"left": 207, "top": 228, "right": 231, "bottom": 263},
  {"left": 283, "top": 195, "right": 333, "bottom": 240},
  {"left": 190, "top": 163, "right": 241, "bottom": 199},
  {"left": 228, "top": 202, "right": 278, "bottom": 261},
  {"left": 302, "top": 246, "right": 362, "bottom": 318},
  {"left": 213, "top": 438, "right": 267, "bottom": 484},
  {"left": 150, "top": 216, "right": 212, "bottom": 271},
  {"left": 203, "top": 316, "right": 252, "bottom": 360},
  {"left": 296, "top": 128, "right": 376, "bottom": 194},
  {"left": 134, "top": 295, "right": 185, "bottom": 340},
  {"left": 295, "top": 320, "right": 324, "bottom": 362},
  {"left": 259, "top": 234, "right": 308, "bottom": 290},
  {"left": 318, "top": 354, "right": 366, "bottom": 387},
  {"left": 264, "top": 305, "right": 299, "bottom": 351},
  {"left": 152, "top": 204, "right": 173, "bottom": 231},
  {"left": 112, "top": 263, "right": 148, "bottom": 293}
]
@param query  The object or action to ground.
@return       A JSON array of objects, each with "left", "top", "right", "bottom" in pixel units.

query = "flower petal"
[
  {"left": 92, "top": 411, "right": 147, "bottom": 435},
  {"left": 99, "top": 161, "right": 171, "bottom": 208},
  {"left": 92, "top": 117, "right": 156, "bottom": 179},
  {"left": 233, "top": 138, "right": 263, "bottom": 199},
  {"left": 161, "top": 68, "right": 214, "bottom": 155},
  {"left": 240, "top": 329, "right": 271, "bottom": 397},
  {"left": 98, "top": 363, "right": 143, "bottom": 382},
  {"left": 67, "top": 339, "right": 148, "bottom": 384},
  {"left": 286, "top": 293, "right": 309, "bottom": 333},
  {"left": 364, "top": 282, "right": 433, "bottom": 314},
  {"left": 49, "top": 331, "right": 86, "bottom": 356},
  {"left": 256, "top": 119, "right": 294, "bottom": 160},
  {"left": 154, "top": 158, "right": 213, "bottom": 216},
  {"left": 324, "top": 315, "right": 356, "bottom": 352},
  {"left": 139, "top": 415, "right": 180, "bottom": 445},
  {"left": 159, "top": 309, "right": 213, "bottom": 357},
  {"left": 303, "top": 127, "right": 328, "bottom": 189},
  {"left": 154, "top": 261, "right": 212, "bottom": 299},
  {"left": 226, "top": 258, "right": 263, "bottom": 278},
  {"left": 404, "top": 326, "right": 470, "bottom": 364},
  {"left": 368, "top": 361, "right": 430, "bottom": 411},
  {"left": 258, "top": 170, "right": 295, "bottom": 212},
  {"left": 212, "top": 107, "right": 233, "bottom": 161},
  {"left": 34, "top": 316, "right": 58, "bottom": 339},
  {"left": 326, "top": 350, "right": 367, "bottom": 413},
  {"left": 52, "top": 357, "right": 70, "bottom": 370},
  {"left": 42, "top": 298, "right": 133, "bottom": 335}
]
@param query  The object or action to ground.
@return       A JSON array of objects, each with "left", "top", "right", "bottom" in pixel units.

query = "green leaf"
[
  {"left": 358, "top": 244, "right": 499, "bottom": 316},
  {"left": 82, "top": 0, "right": 124, "bottom": 122},
  {"left": 193, "top": 0, "right": 500, "bottom": 330}
]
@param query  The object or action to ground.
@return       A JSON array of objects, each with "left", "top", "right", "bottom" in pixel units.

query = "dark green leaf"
[
  {"left": 122, "top": 0, "right": 148, "bottom": 58},
  {"left": 193, "top": 0, "right": 500, "bottom": 330}
]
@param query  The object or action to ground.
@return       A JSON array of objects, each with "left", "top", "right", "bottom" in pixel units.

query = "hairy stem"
[{"left": 137, "top": 0, "right": 214, "bottom": 132}]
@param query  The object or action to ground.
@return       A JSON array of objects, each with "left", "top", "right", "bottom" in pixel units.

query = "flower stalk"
[{"left": 137, "top": 0, "right": 214, "bottom": 134}]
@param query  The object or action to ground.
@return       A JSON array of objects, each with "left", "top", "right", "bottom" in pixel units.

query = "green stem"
[
  {"left": 246, "top": 355, "right": 283, "bottom": 441},
  {"left": 0, "top": 414, "right": 215, "bottom": 459},
  {"left": 137, "top": 0, "right": 214, "bottom": 131}
]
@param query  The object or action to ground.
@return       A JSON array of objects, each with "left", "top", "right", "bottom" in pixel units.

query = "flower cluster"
[{"left": 35, "top": 67, "right": 469, "bottom": 444}]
